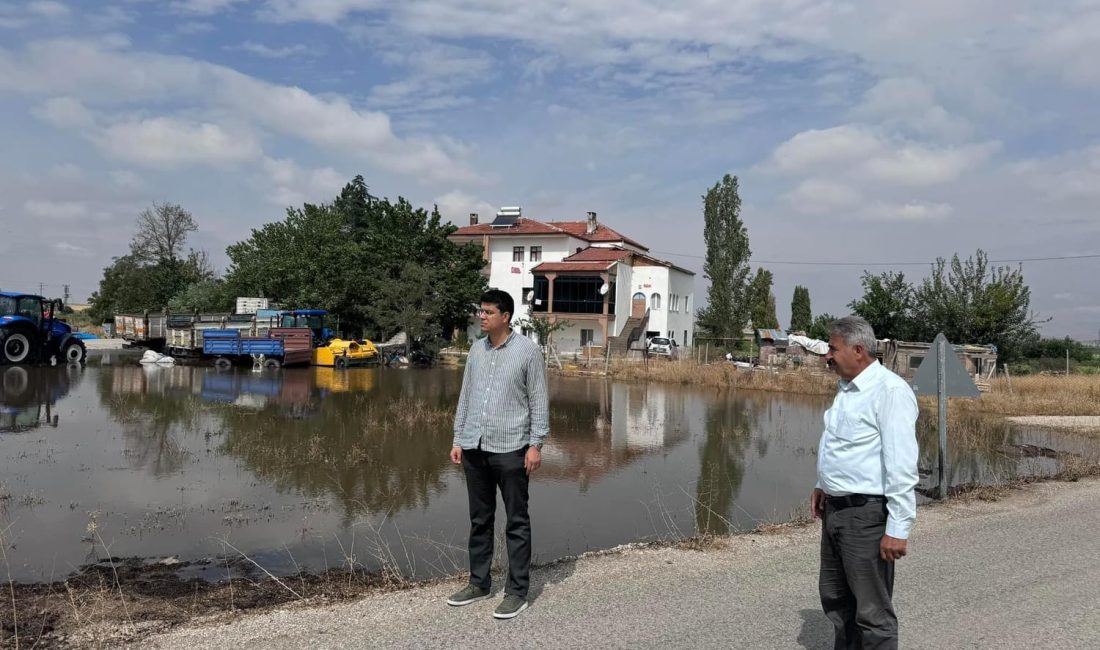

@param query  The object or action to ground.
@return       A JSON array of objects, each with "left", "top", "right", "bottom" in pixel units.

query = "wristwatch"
[{"left": 532, "top": 442, "right": 543, "bottom": 451}]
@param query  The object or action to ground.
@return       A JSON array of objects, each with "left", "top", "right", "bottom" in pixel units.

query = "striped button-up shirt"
[
  {"left": 453, "top": 331, "right": 550, "bottom": 453},
  {"left": 816, "top": 360, "right": 920, "bottom": 539}
]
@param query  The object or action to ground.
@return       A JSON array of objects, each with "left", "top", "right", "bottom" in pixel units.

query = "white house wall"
[
  {"left": 613, "top": 262, "right": 633, "bottom": 337},
  {"left": 483, "top": 233, "right": 586, "bottom": 323},
  {"left": 628, "top": 265, "right": 695, "bottom": 347}
]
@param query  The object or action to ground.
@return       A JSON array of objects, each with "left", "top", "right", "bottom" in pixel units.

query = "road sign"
[{"left": 911, "top": 333, "right": 980, "bottom": 398}]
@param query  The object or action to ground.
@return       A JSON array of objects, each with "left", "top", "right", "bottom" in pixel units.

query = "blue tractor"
[{"left": 0, "top": 291, "right": 87, "bottom": 365}]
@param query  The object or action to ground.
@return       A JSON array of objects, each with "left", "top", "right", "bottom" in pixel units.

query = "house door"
[{"left": 631, "top": 292, "right": 646, "bottom": 318}]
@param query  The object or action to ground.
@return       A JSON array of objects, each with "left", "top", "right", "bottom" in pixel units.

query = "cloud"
[
  {"left": 433, "top": 190, "right": 496, "bottom": 225},
  {"left": 1013, "top": 145, "right": 1100, "bottom": 202},
  {"left": 765, "top": 124, "right": 998, "bottom": 187},
  {"left": 862, "top": 200, "right": 953, "bottom": 222},
  {"left": 52, "top": 241, "right": 92, "bottom": 256},
  {"left": 95, "top": 117, "right": 263, "bottom": 167},
  {"left": 261, "top": 0, "right": 382, "bottom": 24},
  {"left": 1, "top": 38, "right": 477, "bottom": 182},
  {"left": 851, "top": 77, "right": 971, "bottom": 140},
  {"left": 260, "top": 157, "right": 347, "bottom": 207},
  {"left": 27, "top": 1, "right": 70, "bottom": 18},
  {"left": 171, "top": 0, "right": 250, "bottom": 16},
  {"left": 229, "top": 41, "right": 316, "bottom": 59},
  {"left": 781, "top": 179, "right": 862, "bottom": 215},
  {"left": 33, "top": 96, "right": 96, "bottom": 129},
  {"left": 25, "top": 199, "right": 89, "bottom": 220}
]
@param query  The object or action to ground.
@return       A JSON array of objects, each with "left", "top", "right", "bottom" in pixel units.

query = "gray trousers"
[{"left": 819, "top": 497, "right": 897, "bottom": 650}]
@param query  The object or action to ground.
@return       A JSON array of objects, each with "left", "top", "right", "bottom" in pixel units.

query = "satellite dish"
[
  {"left": 599, "top": 283, "right": 609, "bottom": 295},
  {"left": 526, "top": 290, "right": 535, "bottom": 302}
]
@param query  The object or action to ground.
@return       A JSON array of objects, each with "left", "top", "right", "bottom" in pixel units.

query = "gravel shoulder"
[{"left": 134, "top": 478, "right": 1100, "bottom": 650}]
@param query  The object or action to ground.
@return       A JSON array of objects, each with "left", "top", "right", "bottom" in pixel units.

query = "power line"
[{"left": 646, "top": 251, "right": 1100, "bottom": 267}]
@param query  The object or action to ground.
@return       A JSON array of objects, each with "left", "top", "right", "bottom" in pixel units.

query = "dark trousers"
[
  {"left": 462, "top": 447, "right": 531, "bottom": 598},
  {"left": 819, "top": 497, "right": 897, "bottom": 650}
]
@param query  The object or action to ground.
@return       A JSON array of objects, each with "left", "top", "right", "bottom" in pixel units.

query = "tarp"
[
  {"left": 788, "top": 334, "right": 829, "bottom": 355},
  {"left": 140, "top": 350, "right": 175, "bottom": 365}
]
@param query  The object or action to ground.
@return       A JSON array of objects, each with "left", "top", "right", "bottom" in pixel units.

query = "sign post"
[{"left": 911, "top": 333, "right": 981, "bottom": 499}]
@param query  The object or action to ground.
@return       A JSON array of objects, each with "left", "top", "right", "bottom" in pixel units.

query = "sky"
[{"left": 1, "top": 0, "right": 1098, "bottom": 340}]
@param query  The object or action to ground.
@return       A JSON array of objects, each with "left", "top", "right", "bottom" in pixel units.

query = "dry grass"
[
  {"left": 958, "top": 375, "right": 1100, "bottom": 416},
  {"left": 602, "top": 358, "right": 836, "bottom": 396}
]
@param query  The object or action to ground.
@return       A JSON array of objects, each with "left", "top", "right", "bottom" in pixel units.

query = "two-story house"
[{"left": 448, "top": 208, "right": 695, "bottom": 355}]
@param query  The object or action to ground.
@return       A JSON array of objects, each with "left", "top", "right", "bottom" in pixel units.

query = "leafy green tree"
[
  {"left": 224, "top": 176, "right": 486, "bottom": 346},
  {"left": 849, "top": 271, "right": 916, "bottom": 341},
  {"left": 515, "top": 314, "right": 572, "bottom": 354},
  {"left": 807, "top": 313, "right": 837, "bottom": 341},
  {"left": 696, "top": 174, "right": 751, "bottom": 339},
  {"left": 790, "top": 286, "right": 812, "bottom": 332},
  {"left": 910, "top": 250, "right": 1042, "bottom": 360},
  {"left": 168, "top": 280, "right": 234, "bottom": 313},
  {"left": 746, "top": 268, "right": 779, "bottom": 329}
]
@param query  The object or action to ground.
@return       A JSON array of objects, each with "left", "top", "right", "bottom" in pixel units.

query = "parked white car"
[{"left": 647, "top": 336, "right": 677, "bottom": 357}]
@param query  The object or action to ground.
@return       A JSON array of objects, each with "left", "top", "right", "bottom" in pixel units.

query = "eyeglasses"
[{"left": 476, "top": 309, "right": 500, "bottom": 317}]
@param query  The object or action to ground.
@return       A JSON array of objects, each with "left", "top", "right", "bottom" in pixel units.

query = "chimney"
[
  {"left": 586, "top": 211, "right": 598, "bottom": 234},
  {"left": 469, "top": 213, "right": 479, "bottom": 226}
]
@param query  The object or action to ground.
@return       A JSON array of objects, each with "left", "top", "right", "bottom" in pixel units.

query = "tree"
[
  {"left": 130, "top": 202, "right": 198, "bottom": 264},
  {"left": 88, "top": 203, "right": 212, "bottom": 322},
  {"left": 790, "top": 286, "right": 812, "bottom": 332},
  {"left": 807, "top": 313, "right": 836, "bottom": 341},
  {"left": 515, "top": 314, "right": 573, "bottom": 353},
  {"left": 695, "top": 174, "right": 751, "bottom": 340},
  {"left": 224, "top": 176, "right": 486, "bottom": 346},
  {"left": 168, "top": 280, "right": 233, "bottom": 313},
  {"left": 848, "top": 271, "right": 916, "bottom": 341},
  {"left": 746, "top": 268, "right": 779, "bottom": 329},
  {"left": 910, "top": 250, "right": 1042, "bottom": 360}
]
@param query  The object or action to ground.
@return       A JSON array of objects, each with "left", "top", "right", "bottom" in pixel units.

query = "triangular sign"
[{"left": 911, "top": 333, "right": 981, "bottom": 398}]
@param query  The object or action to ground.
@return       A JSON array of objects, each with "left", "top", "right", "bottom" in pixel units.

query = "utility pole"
[
  {"left": 38, "top": 282, "right": 46, "bottom": 295},
  {"left": 63, "top": 284, "right": 71, "bottom": 305}
]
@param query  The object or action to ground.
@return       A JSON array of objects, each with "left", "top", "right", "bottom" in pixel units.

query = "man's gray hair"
[{"left": 829, "top": 316, "right": 878, "bottom": 355}]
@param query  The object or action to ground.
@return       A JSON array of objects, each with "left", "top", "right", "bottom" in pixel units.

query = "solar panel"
[{"left": 491, "top": 214, "right": 519, "bottom": 227}]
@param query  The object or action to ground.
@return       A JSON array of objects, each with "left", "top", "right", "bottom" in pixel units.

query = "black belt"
[{"left": 826, "top": 494, "right": 886, "bottom": 510}]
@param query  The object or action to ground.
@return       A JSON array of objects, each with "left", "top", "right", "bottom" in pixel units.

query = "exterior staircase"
[{"left": 607, "top": 309, "right": 649, "bottom": 359}]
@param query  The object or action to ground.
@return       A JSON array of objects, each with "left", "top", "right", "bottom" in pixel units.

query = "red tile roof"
[
  {"left": 564, "top": 248, "right": 634, "bottom": 262},
  {"left": 545, "top": 221, "right": 648, "bottom": 251},
  {"left": 449, "top": 217, "right": 648, "bottom": 252},
  {"left": 531, "top": 261, "right": 616, "bottom": 273},
  {"left": 450, "top": 218, "right": 566, "bottom": 237}
]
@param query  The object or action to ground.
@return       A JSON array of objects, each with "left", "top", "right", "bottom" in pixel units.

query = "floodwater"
[{"left": 0, "top": 363, "right": 1093, "bottom": 583}]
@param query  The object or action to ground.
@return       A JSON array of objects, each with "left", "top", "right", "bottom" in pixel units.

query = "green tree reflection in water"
[{"left": 695, "top": 397, "right": 756, "bottom": 535}]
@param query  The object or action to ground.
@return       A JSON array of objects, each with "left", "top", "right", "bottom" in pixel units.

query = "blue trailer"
[{"left": 202, "top": 327, "right": 314, "bottom": 369}]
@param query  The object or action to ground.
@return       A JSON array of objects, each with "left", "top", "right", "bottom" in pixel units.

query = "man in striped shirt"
[{"left": 446, "top": 289, "right": 549, "bottom": 619}]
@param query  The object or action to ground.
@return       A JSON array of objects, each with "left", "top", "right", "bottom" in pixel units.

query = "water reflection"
[
  {"left": 0, "top": 363, "right": 1094, "bottom": 584},
  {"left": 1, "top": 364, "right": 82, "bottom": 432}
]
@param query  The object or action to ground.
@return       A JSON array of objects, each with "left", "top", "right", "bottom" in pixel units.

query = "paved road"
[{"left": 137, "top": 479, "right": 1100, "bottom": 650}]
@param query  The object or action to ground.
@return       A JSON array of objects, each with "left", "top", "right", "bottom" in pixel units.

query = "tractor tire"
[
  {"left": 1, "top": 331, "right": 33, "bottom": 365},
  {"left": 263, "top": 358, "right": 282, "bottom": 370},
  {"left": 334, "top": 355, "right": 348, "bottom": 369},
  {"left": 60, "top": 340, "right": 87, "bottom": 365},
  {"left": 214, "top": 357, "right": 232, "bottom": 370},
  {"left": 2, "top": 366, "right": 29, "bottom": 399}
]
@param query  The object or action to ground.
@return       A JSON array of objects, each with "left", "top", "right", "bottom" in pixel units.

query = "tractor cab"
[
  {"left": 0, "top": 292, "right": 87, "bottom": 365},
  {"left": 277, "top": 309, "right": 332, "bottom": 344}
]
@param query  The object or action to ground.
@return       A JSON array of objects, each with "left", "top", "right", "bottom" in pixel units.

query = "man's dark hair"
[{"left": 480, "top": 289, "right": 514, "bottom": 322}]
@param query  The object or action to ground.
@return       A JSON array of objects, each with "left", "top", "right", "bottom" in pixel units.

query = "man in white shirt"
[{"left": 810, "top": 316, "right": 919, "bottom": 650}]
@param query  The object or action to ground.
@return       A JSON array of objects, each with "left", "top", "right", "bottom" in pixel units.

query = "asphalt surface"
[{"left": 136, "top": 479, "right": 1100, "bottom": 650}]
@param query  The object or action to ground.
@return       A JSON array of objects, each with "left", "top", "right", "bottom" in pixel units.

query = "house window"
[
  {"left": 651, "top": 293, "right": 661, "bottom": 310},
  {"left": 513, "top": 246, "right": 524, "bottom": 262},
  {"left": 581, "top": 329, "right": 594, "bottom": 346},
  {"left": 522, "top": 287, "right": 533, "bottom": 305},
  {"left": 530, "top": 246, "right": 542, "bottom": 262}
]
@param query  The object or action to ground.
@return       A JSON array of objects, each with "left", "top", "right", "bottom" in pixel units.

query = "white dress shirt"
[{"left": 816, "top": 360, "right": 920, "bottom": 539}]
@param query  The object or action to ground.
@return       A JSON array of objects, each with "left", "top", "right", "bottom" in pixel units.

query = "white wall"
[
  {"left": 612, "top": 262, "right": 633, "bottom": 337},
  {"left": 483, "top": 234, "right": 585, "bottom": 323},
  {"left": 626, "top": 265, "right": 695, "bottom": 346}
]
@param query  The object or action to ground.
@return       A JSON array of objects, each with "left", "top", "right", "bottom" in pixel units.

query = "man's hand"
[
  {"left": 450, "top": 446, "right": 463, "bottom": 464},
  {"left": 525, "top": 447, "right": 542, "bottom": 475},
  {"left": 880, "top": 535, "right": 908, "bottom": 561},
  {"left": 810, "top": 488, "right": 826, "bottom": 519}
]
